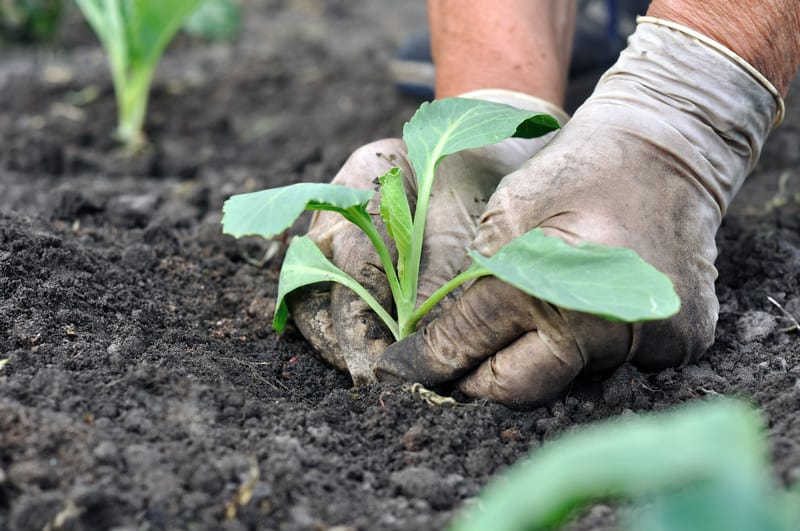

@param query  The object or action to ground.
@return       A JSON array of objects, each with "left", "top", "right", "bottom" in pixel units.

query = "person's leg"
[{"left": 429, "top": 0, "right": 577, "bottom": 106}]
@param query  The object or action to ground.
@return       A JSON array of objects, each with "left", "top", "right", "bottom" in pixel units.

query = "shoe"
[{"left": 390, "top": 0, "right": 650, "bottom": 101}]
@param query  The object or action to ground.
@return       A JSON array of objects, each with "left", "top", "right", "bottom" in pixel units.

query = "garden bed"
[{"left": 1, "top": 2, "right": 799, "bottom": 529}]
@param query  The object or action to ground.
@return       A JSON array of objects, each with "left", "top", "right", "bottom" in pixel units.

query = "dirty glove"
[
  {"left": 376, "top": 19, "right": 783, "bottom": 406},
  {"left": 287, "top": 90, "right": 568, "bottom": 384}
]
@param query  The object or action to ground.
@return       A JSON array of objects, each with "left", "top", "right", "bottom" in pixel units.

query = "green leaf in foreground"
[
  {"left": 449, "top": 399, "right": 792, "bottom": 531},
  {"left": 403, "top": 98, "right": 560, "bottom": 185},
  {"left": 378, "top": 167, "right": 413, "bottom": 278},
  {"left": 273, "top": 236, "right": 398, "bottom": 338},
  {"left": 468, "top": 229, "right": 680, "bottom": 322},
  {"left": 221, "top": 182, "right": 374, "bottom": 239}
]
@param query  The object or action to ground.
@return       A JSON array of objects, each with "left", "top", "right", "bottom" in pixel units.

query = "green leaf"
[
  {"left": 398, "top": 98, "right": 560, "bottom": 324},
  {"left": 403, "top": 98, "right": 560, "bottom": 186},
  {"left": 378, "top": 167, "right": 413, "bottom": 279},
  {"left": 120, "top": 0, "right": 202, "bottom": 66},
  {"left": 448, "top": 400, "right": 775, "bottom": 531},
  {"left": 183, "top": 0, "right": 240, "bottom": 41},
  {"left": 468, "top": 229, "right": 680, "bottom": 322},
  {"left": 76, "top": 0, "right": 201, "bottom": 70},
  {"left": 74, "top": 0, "right": 203, "bottom": 146},
  {"left": 273, "top": 236, "right": 397, "bottom": 337},
  {"left": 223, "top": 182, "right": 402, "bottom": 334},
  {"left": 0, "top": 0, "right": 64, "bottom": 44},
  {"left": 222, "top": 182, "right": 374, "bottom": 239},
  {"left": 629, "top": 481, "right": 794, "bottom": 531}
]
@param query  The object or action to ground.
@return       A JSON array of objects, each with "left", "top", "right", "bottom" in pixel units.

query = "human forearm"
[
  {"left": 648, "top": 0, "right": 800, "bottom": 95},
  {"left": 428, "top": 0, "right": 576, "bottom": 105}
]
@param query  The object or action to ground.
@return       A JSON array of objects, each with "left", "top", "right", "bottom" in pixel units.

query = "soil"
[{"left": 1, "top": 2, "right": 799, "bottom": 530}]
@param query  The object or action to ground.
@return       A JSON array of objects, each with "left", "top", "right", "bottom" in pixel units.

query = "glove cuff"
[
  {"left": 635, "top": 16, "right": 785, "bottom": 128},
  {"left": 458, "top": 88, "right": 570, "bottom": 126},
  {"left": 591, "top": 20, "right": 780, "bottom": 212}
]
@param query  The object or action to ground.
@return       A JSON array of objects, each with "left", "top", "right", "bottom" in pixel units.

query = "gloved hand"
[
  {"left": 376, "top": 19, "right": 782, "bottom": 406},
  {"left": 287, "top": 91, "right": 569, "bottom": 385}
]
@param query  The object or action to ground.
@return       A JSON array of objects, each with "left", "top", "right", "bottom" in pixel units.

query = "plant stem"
[
  {"left": 113, "top": 63, "right": 153, "bottom": 149},
  {"left": 338, "top": 276, "right": 400, "bottom": 340},
  {"left": 400, "top": 161, "right": 436, "bottom": 334},
  {"left": 344, "top": 209, "right": 403, "bottom": 308},
  {"left": 400, "top": 263, "right": 489, "bottom": 338}
]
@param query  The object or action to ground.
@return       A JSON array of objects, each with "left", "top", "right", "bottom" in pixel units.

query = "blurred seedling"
[
  {"left": 74, "top": 0, "right": 239, "bottom": 149},
  {"left": 0, "top": 0, "right": 63, "bottom": 44},
  {"left": 449, "top": 399, "right": 800, "bottom": 531}
]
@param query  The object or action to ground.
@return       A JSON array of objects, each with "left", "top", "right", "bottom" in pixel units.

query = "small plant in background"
[
  {"left": 448, "top": 399, "right": 800, "bottom": 531},
  {"left": 74, "top": 0, "right": 203, "bottom": 148},
  {"left": 0, "top": 0, "right": 63, "bottom": 44},
  {"left": 182, "top": 0, "right": 239, "bottom": 41},
  {"left": 74, "top": 0, "right": 242, "bottom": 148},
  {"left": 222, "top": 98, "right": 681, "bottom": 341}
]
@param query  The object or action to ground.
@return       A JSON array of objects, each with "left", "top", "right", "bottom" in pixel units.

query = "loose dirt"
[{"left": 1, "top": 2, "right": 799, "bottom": 530}]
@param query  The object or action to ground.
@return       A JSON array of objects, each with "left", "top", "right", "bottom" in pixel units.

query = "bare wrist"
[{"left": 647, "top": 0, "right": 800, "bottom": 95}]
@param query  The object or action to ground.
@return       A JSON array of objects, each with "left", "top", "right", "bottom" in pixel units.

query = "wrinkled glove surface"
[
  {"left": 376, "top": 21, "right": 779, "bottom": 406},
  {"left": 287, "top": 91, "right": 567, "bottom": 385}
]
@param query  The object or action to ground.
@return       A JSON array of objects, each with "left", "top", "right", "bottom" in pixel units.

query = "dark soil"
[{"left": 1, "top": 2, "right": 799, "bottom": 530}]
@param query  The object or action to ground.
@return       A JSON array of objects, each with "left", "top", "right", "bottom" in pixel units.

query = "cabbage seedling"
[
  {"left": 449, "top": 399, "right": 800, "bottom": 531},
  {"left": 222, "top": 98, "right": 680, "bottom": 340},
  {"left": 74, "top": 0, "right": 202, "bottom": 148}
]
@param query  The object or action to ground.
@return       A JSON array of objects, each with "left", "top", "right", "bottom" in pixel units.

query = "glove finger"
[
  {"left": 285, "top": 284, "right": 346, "bottom": 371},
  {"left": 285, "top": 193, "right": 377, "bottom": 374},
  {"left": 289, "top": 140, "right": 406, "bottom": 381},
  {"left": 454, "top": 330, "right": 584, "bottom": 407},
  {"left": 331, "top": 285, "right": 393, "bottom": 385},
  {"left": 306, "top": 139, "right": 408, "bottom": 256},
  {"left": 377, "top": 276, "right": 536, "bottom": 384},
  {"left": 329, "top": 188, "right": 397, "bottom": 384},
  {"left": 377, "top": 274, "right": 634, "bottom": 402},
  {"left": 456, "top": 304, "right": 636, "bottom": 405},
  {"left": 288, "top": 197, "right": 395, "bottom": 384}
]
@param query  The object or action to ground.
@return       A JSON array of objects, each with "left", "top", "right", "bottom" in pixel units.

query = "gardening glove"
[
  {"left": 376, "top": 19, "right": 783, "bottom": 406},
  {"left": 287, "top": 90, "right": 569, "bottom": 385}
]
